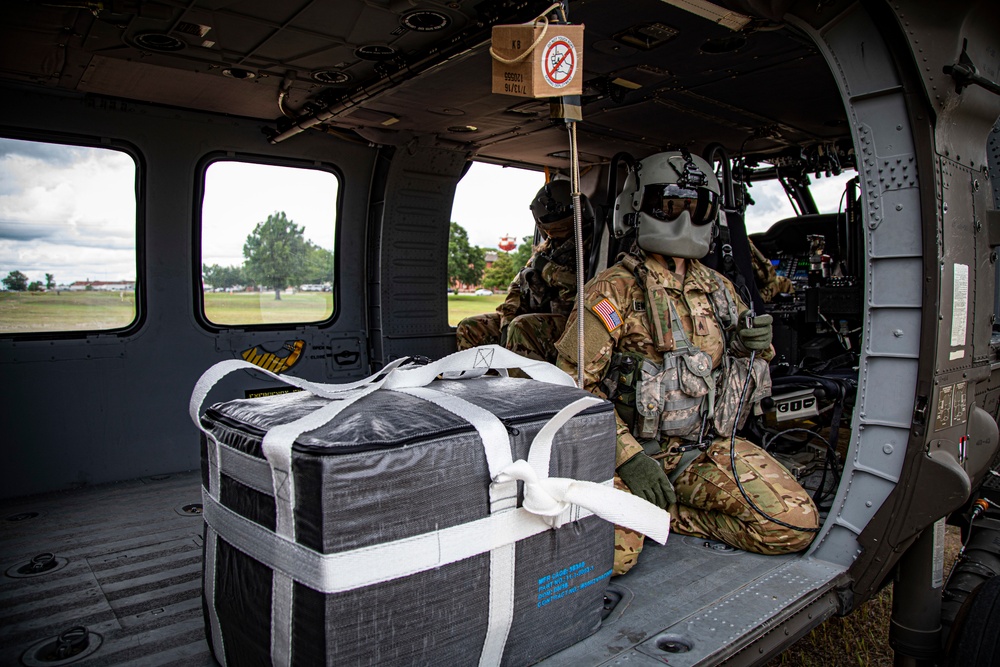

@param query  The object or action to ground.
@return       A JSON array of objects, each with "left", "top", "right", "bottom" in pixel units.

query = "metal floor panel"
[
  {"left": 1, "top": 471, "right": 845, "bottom": 667},
  {"left": 0, "top": 471, "right": 213, "bottom": 667}
]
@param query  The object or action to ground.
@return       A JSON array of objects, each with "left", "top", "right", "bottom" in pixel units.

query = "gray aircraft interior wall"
[
  {"left": 373, "top": 139, "right": 470, "bottom": 365},
  {"left": 0, "top": 85, "right": 378, "bottom": 499}
]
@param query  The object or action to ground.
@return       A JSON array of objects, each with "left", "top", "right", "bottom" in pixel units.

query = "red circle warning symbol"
[{"left": 541, "top": 36, "right": 577, "bottom": 89}]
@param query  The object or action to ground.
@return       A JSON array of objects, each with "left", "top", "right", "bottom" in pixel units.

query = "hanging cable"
[
  {"left": 568, "top": 121, "right": 585, "bottom": 389},
  {"left": 729, "top": 348, "right": 821, "bottom": 533}
]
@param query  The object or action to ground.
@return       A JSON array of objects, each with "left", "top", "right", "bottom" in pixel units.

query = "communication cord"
[{"left": 729, "top": 347, "right": 821, "bottom": 533}]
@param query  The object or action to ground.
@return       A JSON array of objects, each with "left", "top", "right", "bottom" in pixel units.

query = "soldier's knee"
[{"left": 613, "top": 525, "right": 645, "bottom": 576}]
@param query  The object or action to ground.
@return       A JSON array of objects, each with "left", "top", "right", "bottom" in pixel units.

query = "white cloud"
[
  {"left": 201, "top": 161, "right": 339, "bottom": 268},
  {"left": 0, "top": 138, "right": 136, "bottom": 284},
  {"left": 744, "top": 170, "right": 855, "bottom": 235}
]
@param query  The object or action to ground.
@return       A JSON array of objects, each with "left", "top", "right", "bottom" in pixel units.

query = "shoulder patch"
[{"left": 591, "top": 298, "right": 623, "bottom": 332}]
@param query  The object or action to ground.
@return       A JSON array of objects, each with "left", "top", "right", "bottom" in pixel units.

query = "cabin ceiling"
[{"left": 1, "top": 0, "right": 854, "bottom": 171}]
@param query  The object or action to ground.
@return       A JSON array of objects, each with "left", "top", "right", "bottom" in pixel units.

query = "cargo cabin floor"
[{"left": 0, "top": 471, "right": 846, "bottom": 666}]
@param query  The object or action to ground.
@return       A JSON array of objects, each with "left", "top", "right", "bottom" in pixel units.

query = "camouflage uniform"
[
  {"left": 456, "top": 236, "right": 578, "bottom": 363},
  {"left": 749, "top": 240, "right": 794, "bottom": 303},
  {"left": 555, "top": 251, "right": 817, "bottom": 575}
]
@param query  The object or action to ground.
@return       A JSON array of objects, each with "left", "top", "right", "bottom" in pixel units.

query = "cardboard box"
[{"left": 491, "top": 23, "right": 584, "bottom": 98}]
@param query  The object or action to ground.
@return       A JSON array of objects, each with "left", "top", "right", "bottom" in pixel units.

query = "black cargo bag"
[{"left": 190, "top": 346, "right": 669, "bottom": 666}]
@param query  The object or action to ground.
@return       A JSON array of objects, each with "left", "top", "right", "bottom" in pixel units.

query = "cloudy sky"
[
  {"left": 0, "top": 138, "right": 137, "bottom": 286},
  {"left": 0, "top": 137, "right": 852, "bottom": 286}
]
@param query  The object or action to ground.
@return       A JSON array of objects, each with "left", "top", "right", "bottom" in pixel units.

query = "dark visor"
[{"left": 639, "top": 184, "right": 718, "bottom": 226}]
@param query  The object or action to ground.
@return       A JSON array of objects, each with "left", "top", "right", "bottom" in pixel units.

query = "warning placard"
[
  {"left": 541, "top": 36, "right": 577, "bottom": 89},
  {"left": 491, "top": 24, "right": 584, "bottom": 98}
]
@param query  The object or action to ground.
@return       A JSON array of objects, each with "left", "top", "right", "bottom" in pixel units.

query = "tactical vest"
[{"left": 606, "top": 254, "right": 769, "bottom": 444}]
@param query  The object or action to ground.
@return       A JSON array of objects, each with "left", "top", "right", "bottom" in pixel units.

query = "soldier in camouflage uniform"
[
  {"left": 555, "top": 151, "right": 817, "bottom": 575},
  {"left": 456, "top": 180, "right": 593, "bottom": 363},
  {"left": 749, "top": 239, "right": 794, "bottom": 302}
]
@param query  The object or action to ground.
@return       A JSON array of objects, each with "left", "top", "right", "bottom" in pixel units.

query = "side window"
[
  {"left": 0, "top": 137, "right": 138, "bottom": 335},
  {"left": 200, "top": 160, "right": 339, "bottom": 327},
  {"left": 448, "top": 162, "right": 542, "bottom": 324}
]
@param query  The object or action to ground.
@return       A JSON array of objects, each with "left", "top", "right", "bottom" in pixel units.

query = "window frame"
[
  {"left": 0, "top": 129, "right": 145, "bottom": 340},
  {"left": 194, "top": 152, "right": 344, "bottom": 332}
]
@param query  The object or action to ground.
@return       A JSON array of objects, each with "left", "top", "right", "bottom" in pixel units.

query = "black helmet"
[{"left": 529, "top": 180, "right": 594, "bottom": 240}]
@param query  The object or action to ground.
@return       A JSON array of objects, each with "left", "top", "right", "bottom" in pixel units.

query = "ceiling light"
[
  {"left": 401, "top": 10, "right": 451, "bottom": 32},
  {"left": 355, "top": 45, "right": 397, "bottom": 61},
  {"left": 311, "top": 70, "right": 350, "bottom": 84},
  {"left": 131, "top": 32, "right": 185, "bottom": 52}
]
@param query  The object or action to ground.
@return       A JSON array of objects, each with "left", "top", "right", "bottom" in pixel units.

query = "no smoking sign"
[{"left": 542, "top": 36, "right": 577, "bottom": 89}]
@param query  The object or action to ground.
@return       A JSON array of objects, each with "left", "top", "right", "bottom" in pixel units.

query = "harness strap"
[
  {"left": 621, "top": 253, "right": 672, "bottom": 352},
  {"left": 668, "top": 446, "right": 705, "bottom": 485}
]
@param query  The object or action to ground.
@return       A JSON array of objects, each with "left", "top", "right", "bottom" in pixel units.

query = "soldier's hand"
[
  {"left": 616, "top": 453, "right": 675, "bottom": 509},
  {"left": 499, "top": 324, "right": 509, "bottom": 347},
  {"left": 735, "top": 310, "right": 773, "bottom": 351}
]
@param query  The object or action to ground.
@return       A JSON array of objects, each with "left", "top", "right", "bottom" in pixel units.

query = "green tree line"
[
  {"left": 203, "top": 211, "right": 335, "bottom": 300},
  {"left": 2, "top": 271, "right": 57, "bottom": 292},
  {"left": 448, "top": 222, "right": 532, "bottom": 292}
]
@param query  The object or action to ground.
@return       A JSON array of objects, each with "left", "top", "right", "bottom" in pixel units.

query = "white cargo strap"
[{"left": 190, "top": 346, "right": 669, "bottom": 667}]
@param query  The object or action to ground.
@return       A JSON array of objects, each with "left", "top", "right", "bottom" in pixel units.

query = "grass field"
[
  {"left": 0, "top": 290, "right": 503, "bottom": 332},
  {"left": 447, "top": 293, "right": 505, "bottom": 326},
  {"left": 203, "top": 291, "right": 333, "bottom": 325},
  {"left": 0, "top": 290, "right": 137, "bottom": 333}
]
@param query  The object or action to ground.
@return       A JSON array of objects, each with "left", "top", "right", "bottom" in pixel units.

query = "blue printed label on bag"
[{"left": 536, "top": 561, "right": 612, "bottom": 608}]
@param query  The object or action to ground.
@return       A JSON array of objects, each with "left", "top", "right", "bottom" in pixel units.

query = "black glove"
[
  {"left": 735, "top": 310, "right": 773, "bottom": 351},
  {"left": 499, "top": 323, "right": 509, "bottom": 347},
  {"left": 617, "top": 453, "right": 675, "bottom": 509}
]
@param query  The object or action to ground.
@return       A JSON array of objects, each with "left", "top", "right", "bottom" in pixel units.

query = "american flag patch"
[{"left": 592, "top": 298, "right": 623, "bottom": 332}]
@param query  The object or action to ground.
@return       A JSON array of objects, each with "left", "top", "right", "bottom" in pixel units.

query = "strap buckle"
[{"left": 675, "top": 439, "right": 710, "bottom": 453}]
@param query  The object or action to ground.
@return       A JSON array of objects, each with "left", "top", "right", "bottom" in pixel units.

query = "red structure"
[{"left": 498, "top": 234, "right": 516, "bottom": 252}]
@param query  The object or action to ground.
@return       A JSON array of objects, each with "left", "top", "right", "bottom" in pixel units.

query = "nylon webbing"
[
  {"left": 201, "top": 489, "right": 600, "bottom": 594},
  {"left": 191, "top": 345, "right": 669, "bottom": 667}
]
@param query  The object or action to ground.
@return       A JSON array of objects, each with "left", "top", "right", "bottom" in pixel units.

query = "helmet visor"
[{"left": 640, "top": 184, "right": 718, "bottom": 226}]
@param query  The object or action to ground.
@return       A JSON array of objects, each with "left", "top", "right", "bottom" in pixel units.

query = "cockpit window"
[
  {"left": 745, "top": 170, "right": 856, "bottom": 234},
  {"left": 200, "top": 160, "right": 339, "bottom": 327},
  {"left": 0, "top": 136, "right": 138, "bottom": 335}
]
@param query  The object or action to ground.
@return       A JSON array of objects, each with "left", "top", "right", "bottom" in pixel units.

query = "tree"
[
  {"left": 242, "top": 211, "right": 308, "bottom": 300},
  {"left": 482, "top": 251, "right": 518, "bottom": 290},
  {"left": 302, "top": 242, "right": 335, "bottom": 285},
  {"left": 448, "top": 222, "right": 485, "bottom": 288},
  {"left": 27, "top": 281, "right": 43, "bottom": 291},
  {"left": 510, "top": 234, "right": 535, "bottom": 272},
  {"left": 2, "top": 270, "right": 28, "bottom": 291},
  {"left": 203, "top": 264, "right": 246, "bottom": 290},
  {"left": 45, "top": 273, "right": 55, "bottom": 290}
]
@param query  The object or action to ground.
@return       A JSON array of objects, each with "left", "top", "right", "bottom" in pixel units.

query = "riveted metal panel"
[
  {"left": 870, "top": 188, "right": 922, "bottom": 258},
  {"left": 868, "top": 308, "right": 921, "bottom": 357},
  {"left": 861, "top": 357, "right": 921, "bottom": 428},
  {"left": 854, "top": 424, "right": 909, "bottom": 477},
  {"left": 869, "top": 258, "right": 923, "bottom": 307}
]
